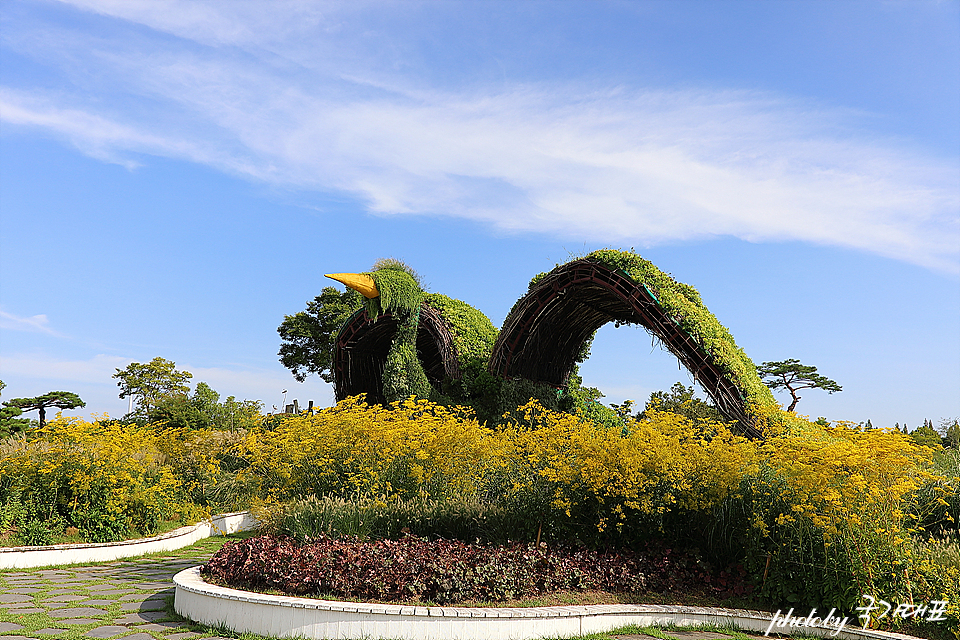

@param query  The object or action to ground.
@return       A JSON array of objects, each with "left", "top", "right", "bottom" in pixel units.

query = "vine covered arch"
[{"left": 489, "top": 250, "right": 774, "bottom": 437}]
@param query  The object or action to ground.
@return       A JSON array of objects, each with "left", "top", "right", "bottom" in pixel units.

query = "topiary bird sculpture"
[{"left": 283, "top": 250, "right": 776, "bottom": 437}]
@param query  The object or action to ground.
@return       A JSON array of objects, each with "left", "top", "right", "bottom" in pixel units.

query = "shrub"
[
  {"left": 0, "top": 415, "right": 182, "bottom": 542},
  {"left": 739, "top": 416, "right": 952, "bottom": 618},
  {"left": 237, "top": 396, "right": 504, "bottom": 501},
  {"left": 498, "top": 400, "right": 758, "bottom": 548}
]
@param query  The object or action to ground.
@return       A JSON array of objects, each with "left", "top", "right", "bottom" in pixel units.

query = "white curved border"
[
  {"left": 0, "top": 511, "right": 257, "bottom": 569},
  {"left": 174, "top": 567, "right": 920, "bottom": 640}
]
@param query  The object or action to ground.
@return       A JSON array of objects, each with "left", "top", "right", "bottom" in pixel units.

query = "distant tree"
[
  {"left": 864, "top": 419, "right": 874, "bottom": 430},
  {"left": 278, "top": 287, "right": 362, "bottom": 383},
  {"left": 939, "top": 418, "right": 960, "bottom": 448},
  {"left": 149, "top": 381, "right": 262, "bottom": 430},
  {"left": 113, "top": 357, "right": 192, "bottom": 417},
  {"left": 910, "top": 423, "right": 942, "bottom": 448},
  {"left": 0, "top": 380, "right": 31, "bottom": 437},
  {"left": 758, "top": 359, "right": 842, "bottom": 412},
  {"left": 2, "top": 391, "right": 85, "bottom": 428},
  {"left": 640, "top": 382, "right": 725, "bottom": 425}
]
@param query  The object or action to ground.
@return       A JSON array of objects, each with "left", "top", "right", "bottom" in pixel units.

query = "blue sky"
[{"left": 1, "top": 0, "right": 958, "bottom": 429}]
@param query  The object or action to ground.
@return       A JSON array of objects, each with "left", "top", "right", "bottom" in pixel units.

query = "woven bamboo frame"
[
  {"left": 489, "top": 258, "right": 761, "bottom": 437},
  {"left": 333, "top": 304, "right": 460, "bottom": 404}
]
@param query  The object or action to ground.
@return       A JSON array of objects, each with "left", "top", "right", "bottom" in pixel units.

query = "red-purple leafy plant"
[{"left": 202, "top": 534, "right": 746, "bottom": 604}]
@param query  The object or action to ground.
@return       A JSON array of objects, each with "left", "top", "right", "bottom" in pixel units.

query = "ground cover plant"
[
  {"left": 2, "top": 395, "right": 956, "bottom": 637},
  {"left": 201, "top": 533, "right": 736, "bottom": 605}
]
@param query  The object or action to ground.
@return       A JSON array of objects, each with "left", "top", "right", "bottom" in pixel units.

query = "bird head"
[{"left": 326, "top": 259, "right": 423, "bottom": 320}]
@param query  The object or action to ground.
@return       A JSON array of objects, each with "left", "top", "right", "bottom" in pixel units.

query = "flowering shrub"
[
  {"left": 743, "top": 416, "right": 955, "bottom": 624},
  {"left": 2, "top": 396, "right": 954, "bottom": 633},
  {"left": 498, "top": 401, "right": 758, "bottom": 547},
  {"left": 0, "top": 415, "right": 181, "bottom": 542},
  {"left": 237, "top": 397, "right": 505, "bottom": 501}
]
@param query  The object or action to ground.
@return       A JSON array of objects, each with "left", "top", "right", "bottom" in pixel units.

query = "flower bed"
[{"left": 200, "top": 533, "right": 748, "bottom": 606}]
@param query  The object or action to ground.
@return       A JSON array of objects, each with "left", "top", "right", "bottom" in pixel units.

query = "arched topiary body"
[
  {"left": 333, "top": 293, "right": 498, "bottom": 405},
  {"left": 489, "top": 250, "right": 775, "bottom": 436}
]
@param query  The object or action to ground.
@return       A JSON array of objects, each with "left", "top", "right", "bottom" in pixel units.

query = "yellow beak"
[{"left": 325, "top": 273, "right": 379, "bottom": 299}]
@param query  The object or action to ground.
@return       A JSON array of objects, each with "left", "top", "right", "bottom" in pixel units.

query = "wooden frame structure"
[
  {"left": 489, "top": 258, "right": 761, "bottom": 437},
  {"left": 333, "top": 304, "right": 459, "bottom": 405}
]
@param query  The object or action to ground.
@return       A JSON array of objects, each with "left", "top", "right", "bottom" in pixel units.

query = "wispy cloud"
[
  {"left": 0, "top": 353, "right": 127, "bottom": 382},
  {"left": 3, "top": 1, "right": 957, "bottom": 273},
  {"left": 0, "top": 309, "right": 68, "bottom": 337}
]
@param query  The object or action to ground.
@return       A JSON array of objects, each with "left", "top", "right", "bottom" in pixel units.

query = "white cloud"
[
  {"left": 0, "top": 309, "right": 68, "bottom": 337},
  {"left": 0, "top": 353, "right": 128, "bottom": 382},
  {"left": 4, "top": 2, "right": 958, "bottom": 274}
]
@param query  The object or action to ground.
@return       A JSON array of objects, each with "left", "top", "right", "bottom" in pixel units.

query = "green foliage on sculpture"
[
  {"left": 282, "top": 251, "right": 775, "bottom": 434},
  {"left": 363, "top": 259, "right": 424, "bottom": 321},
  {"left": 382, "top": 308, "right": 434, "bottom": 403},
  {"left": 362, "top": 260, "right": 433, "bottom": 403},
  {"left": 421, "top": 293, "right": 499, "bottom": 367},
  {"left": 583, "top": 249, "right": 777, "bottom": 421}
]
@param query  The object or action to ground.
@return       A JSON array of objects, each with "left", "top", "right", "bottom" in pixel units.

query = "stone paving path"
[
  {"left": 0, "top": 535, "right": 791, "bottom": 640},
  {"left": 0, "top": 537, "right": 231, "bottom": 640}
]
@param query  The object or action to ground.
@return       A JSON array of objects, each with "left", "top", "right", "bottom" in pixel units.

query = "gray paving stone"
[
  {"left": 116, "top": 611, "right": 170, "bottom": 623},
  {"left": 47, "top": 576, "right": 83, "bottom": 582},
  {"left": 121, "top": 594, "right": 168, "bottom": 603},
  {"left": 43, "top": 594, "right": 89, "bottom": 602},
  {"left": 132, "top": 582, "right": 173, "bottom": 590},
  {"left": 94, "top": 589, "right": 136, "bottom": 596},
  {"left": 0, "top": 593, "right": 32, "bottom": 602},
  {"left": 59, "top": 618, "right": 104, "bottom": 625},
  {"left": 1, "top": 606, "right": 44, "bottom": 613},
  {"left": 32, "top": 628, "right": 68, "bottom": 635},
  {"left": 84, "top": 599, "right": 119, "bottom": 605},
  {"left": 6, "top": 587, "right": 43, "bottom": 593},
  {"left": 48, "top": 606, "right": 108, "bottom": 617},
  {"left": 45, "top": 588, "right": 87, "bottom": 596},
  {"left": 121, "top": 599, "right": 166, "bottom": 611},
  {"left": 0, "top": 622, "right": 26, "bottom": 632},
  {"left": 119, "top": 634, "right": 156, "bottom": 640},
  {"left": 120, "top": 593, "right": 152, "bottom": 600},
  {"left": 132, "top": 621, "right": 184, "bottom": 631},
  {"left": 85, "top": 625, "right": 132, "bottom": 638},
  {"left": 164, "top": 633, "right": 201, "bottom": 640},
  {"left": 89, "top": 583, "right": 124, "bottom": 591}
]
